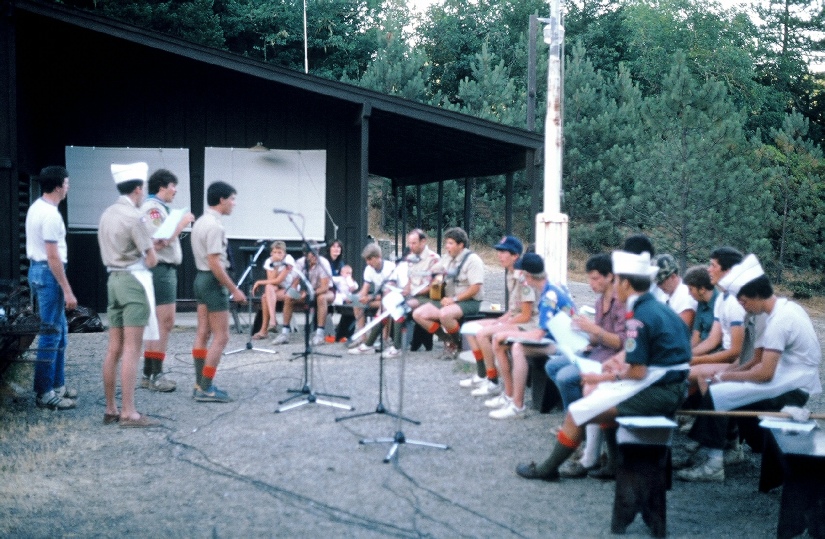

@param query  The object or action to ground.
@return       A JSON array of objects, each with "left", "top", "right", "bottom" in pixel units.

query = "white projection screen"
[
  {"left": 204, "top": 147, "right": 327, "bottom": 241},
  {"left": 65, "top": 147, "right": 191, "bottom": 230}
]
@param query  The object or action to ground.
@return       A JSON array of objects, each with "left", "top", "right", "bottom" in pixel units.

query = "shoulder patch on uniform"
[
  {"left": 625, "top": 337, "right": 637, "bottom": 353},
  {"left": 148, "top": 208, "right": 162, "bottom": 221},
  {"left": 625, "top": 318, "right": 644, "bottom": 340}
]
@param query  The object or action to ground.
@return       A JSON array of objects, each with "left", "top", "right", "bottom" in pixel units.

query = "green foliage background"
[{"left": 57, "top": 0, "right": 825, "bottom": 284}]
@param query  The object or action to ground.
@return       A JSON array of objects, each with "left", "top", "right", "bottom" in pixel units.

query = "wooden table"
[{"left": 759, "top": 427, "right": 825, "bottom": 538}]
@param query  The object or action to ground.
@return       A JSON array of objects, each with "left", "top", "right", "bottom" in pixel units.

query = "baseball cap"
[
  {"left": 493, "top": 236, "right": 523, "bottom": 255},
  {"left": 515, "top": 252, "right": 544, "bottom": 275},
  {"left": 654, "top": 254, "right": 679, "bottom": 284}
]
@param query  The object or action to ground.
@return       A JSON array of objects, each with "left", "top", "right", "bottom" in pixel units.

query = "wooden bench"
[{"left": 612, "top": 417, "right": 677, "bottom": 538}]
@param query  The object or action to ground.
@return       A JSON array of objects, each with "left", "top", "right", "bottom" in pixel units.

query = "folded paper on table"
[
  {"left": 616, "top": 416, "right": 678, "bottom": 428},
  {"left": 152, "top": 207, "right": 189, "bottom": 240}
]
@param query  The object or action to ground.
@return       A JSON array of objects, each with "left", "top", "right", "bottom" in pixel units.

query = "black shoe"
[
  {"left": 587, "top": 465, "right": 616, "bottom": 480},
  {"left": 515, "top": 462, "right": 559, "bottom": 481}
]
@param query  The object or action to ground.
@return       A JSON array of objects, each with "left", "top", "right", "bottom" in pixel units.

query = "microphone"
[
  {"left": 256, "top": 239, "right": 274, "bottom": 244},
  {"left": 272, "top": 207, "right": 298, "bottom": 215}
]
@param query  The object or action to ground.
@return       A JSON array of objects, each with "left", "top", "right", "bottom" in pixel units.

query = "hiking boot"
[
  {"left": 489, "top": 401, "right": 526, "bottom": 419},
  {"left": 193, "top": 385, "right": 233, "bottom": 403},
  {"left": 676, "top": 461, "right": 725, "bottom": 482},
  {"left": 515, "top": 462, "right": 559, "bottom": 482},
  {"left": 459, "top": 374, "right": 484, "bottom": 388},
  {"left": 470, "top": 379, "right": 501, "bottom": 397},
  {"left": 36, "top": 390, "right": 76, "bottom": 410},
  {"left": 145, "top": 374, "right": 177, "bottom": 393}
]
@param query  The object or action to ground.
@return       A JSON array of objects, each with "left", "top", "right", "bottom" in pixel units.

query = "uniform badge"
[{"left": 625, "top": 337, "right": 637, "bottom": 352}]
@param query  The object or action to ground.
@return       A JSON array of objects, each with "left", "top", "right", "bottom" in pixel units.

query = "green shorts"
[
  {"left": 418, "top": 298, "right": 481, "bottom": 317},
  {"left": 617, "top": 380, "right": 687, "bottom": 418},
  {"left": 151, "top": 263, "right": 178, "bottom": 306},
  {"left": 194, "top": 270, "right": 229, "bottom": 312},
  {"left": 107, "top": 272, "right": 150, "bottom": 328}
]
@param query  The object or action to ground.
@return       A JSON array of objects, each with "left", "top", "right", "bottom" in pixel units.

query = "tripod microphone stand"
[
  {"left": 360, "top": 293, "right": 448, "bottom": 463},
  {"left": 275, "top": 213, "right": 351, "bottom": 413},
  {"left": 336, "top": 282, "right": 419, "bottom": 425},
  {"left": 225, "top": 241, "right": 277, "bottom": 356}
]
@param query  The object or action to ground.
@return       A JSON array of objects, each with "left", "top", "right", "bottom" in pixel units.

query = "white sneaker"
[
  {"left": 676, "top": 461, "right": 725, "bottom": 482},
  {"left": 311, "top": 334, "right": 325, "bottom": 346},
  {"left": 459, "top": 374, "right": 484, "bottom": 388},
  {"left": 724, "top": 443, "right": 746, "bottom": 465},
  {"left": 381, "top": 346, "right": 400, "bottom": 359},
  {"left": 484, "top": 393, "right": 511, "bottom": 409},
  {"left": 489, "top": 401, "right": 525, "bottom": 419},
  {"left": 271, "top": 333, "right": 289, "bottom": 345},
  {"left": 348, "top": 343, "right": 374, "bottom": 355},
  {"left": 470, "top": 379, "right": 501, "bottom": 397}
]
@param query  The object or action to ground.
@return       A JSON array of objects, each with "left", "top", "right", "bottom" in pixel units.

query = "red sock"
[
  {"left": 558, "top": 430, "right": 580, "bottom": 449},
  {"left": 427, "top": 322, "right": 440, "bottom": 334}
]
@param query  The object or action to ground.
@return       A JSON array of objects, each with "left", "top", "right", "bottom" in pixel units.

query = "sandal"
[
  {"left": 119, "top": 414, "right": 160, "bottom": 428},
  {"left": 252, "top": 332, "right": 268, "bottom": 340},
  {"left": 103, "top": 413, "right": 120, "bottom": 425}
]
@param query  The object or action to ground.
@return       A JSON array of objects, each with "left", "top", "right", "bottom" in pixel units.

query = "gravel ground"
[{"left": 0, "top": 267, "right": 822, "bottom": 538}]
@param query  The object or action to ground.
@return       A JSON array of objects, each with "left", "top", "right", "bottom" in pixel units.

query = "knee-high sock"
[
  {"left": 602, "top": 426, "right": 618, "bottom": 471},
  {"left": 536, "top": 431, "right": 580, "bottom": 476},
  {"left": 581, "top": 423, "right": 603, "bottom": 468},
  {"left": 192, "top": 348, "right": 207, "bottom": 388}
]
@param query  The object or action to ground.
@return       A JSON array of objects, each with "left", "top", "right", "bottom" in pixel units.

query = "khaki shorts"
[
  {"left": 194, "top": 270, "right": 229, "bottom": 312},
  {"left": 107, "top": 272, "right": 150, "bottom": 328},
  {"left": 617, "top": 380, "right": 687, "bottom": 417},
  {"left": 419, "top": 298, "right": 481, "bottom": 317},
  {"left": 151, "top": 263, "right": 178, "bottom": 306}
]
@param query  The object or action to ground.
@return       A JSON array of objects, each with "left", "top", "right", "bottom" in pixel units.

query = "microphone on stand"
[
  {"left": 273, "top": 207, "right": 299, "bottom": 215},
  {"left": 256, "top": 239, "right": 275, "bottom": 244}
]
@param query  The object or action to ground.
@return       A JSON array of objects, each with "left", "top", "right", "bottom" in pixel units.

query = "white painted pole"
[
  {"left": 536, "top": 0, "right": 569, "bottom": 286},
  {"left": 303, "top": 0, "right": 309, "bottom": 74}
]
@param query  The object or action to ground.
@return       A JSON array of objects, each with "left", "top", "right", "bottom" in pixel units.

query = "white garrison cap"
[
  {"left": 719, "top": 254, "right": 764, "bottom": 296},
  {"left": 612, "top": 250, "right": 658, "bottom": 279},
  {"left": 110, "top": 162, "right": 148, "bottom": 185}
]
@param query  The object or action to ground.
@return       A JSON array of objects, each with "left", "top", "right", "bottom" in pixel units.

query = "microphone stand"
[
  {"left": 336, "top": 260, "right": 419, "bottom": 425},
  {"left": 225, "top": 241, "right": 278, "bottom": 356},
  {"left": 360, "top": 288, "right": 449, "bottom": 462},
  {"left": 275, "top": 212, "right": 351, "bottom": 413}
]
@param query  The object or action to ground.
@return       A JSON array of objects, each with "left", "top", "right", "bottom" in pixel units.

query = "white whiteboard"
[
  {"left": 204, "top": 147, "right": 326, "bottom": 241},
  {"left": 65, "top": 146, "right": 191, "bottom": 229}
]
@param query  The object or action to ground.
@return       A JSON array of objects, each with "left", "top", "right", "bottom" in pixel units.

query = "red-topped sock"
[
  {"left": 201, "top": 365, "right": 217, "bottom": 391},
  {"left": 192, "top": 349, "right": 207, "bottom": 389}
]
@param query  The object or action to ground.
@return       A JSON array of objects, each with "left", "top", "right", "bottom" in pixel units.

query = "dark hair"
[
  {"left": 737, "top": 275, "right": 773, "bottom": 300},
  {"left": 116, "top": 179, "right": 143, "bottom": 195},
  {"left": 618, "top": 274, "right": 653, "bottom": 292},
  {"left": 444, "top": 227, "right": 469, "bottom": 248},
  {"left": 36, "top": 166, "right": 68, "bottom": 194},
  {"left": 623, "top": 234, "right": 655, "bottom": 257},
  {"left": 710, "top": 246, "right": 743, "bottom": 271},
  {"left": 206, "top": 181, "right": 237, "bottom": 206},
  {"left": 408, "top": 228, "right": 427, "bottom": 241},
  {"left": 683, "top": 266, "right": 713, "bottom": 290},
  {"left": 585, "top": 253, "right": 613, "bottom": 277},
  {"left": 147, "top": 169, "right": 178, "bottom": 195}
]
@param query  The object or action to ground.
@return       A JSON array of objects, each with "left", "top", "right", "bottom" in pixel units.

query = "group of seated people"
[{"left": 252, "top": 231, "right": 821, "bottom": 486}]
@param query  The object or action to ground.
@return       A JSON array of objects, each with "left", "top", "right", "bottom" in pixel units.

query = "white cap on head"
[
  {"left": 719, "top": 254, "right": 764, "bottom": 296},
  {"left": 110, "top": 162, "right": 148, "bottom": 185},
  {"left": 612, "top": 250, "right": 658, "bottom": 279}
]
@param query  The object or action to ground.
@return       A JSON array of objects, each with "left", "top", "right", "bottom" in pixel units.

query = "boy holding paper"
[{"left": 140, "top": 169, "right": 194, "bottom": 392}]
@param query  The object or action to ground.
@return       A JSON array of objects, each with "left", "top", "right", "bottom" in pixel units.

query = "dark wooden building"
[{"left": 0, "top": 0, "right": 543, "bottom": 311}]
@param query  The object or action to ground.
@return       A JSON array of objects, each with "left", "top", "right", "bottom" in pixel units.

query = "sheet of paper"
[
  {"left": 547, "top": 311, "right": 590, "bottom": 362},
  {"left": 616, "top": 416, "right": 678, "bottom": 428},
  {"left": 759, "top": 418, "right": 818, "bottom": 432},
  {"left": 152, "top": 207, "right": 189, "bottom": 240},
  {"left": 571, "top": 356, "right": 602, "bottom": 374}
]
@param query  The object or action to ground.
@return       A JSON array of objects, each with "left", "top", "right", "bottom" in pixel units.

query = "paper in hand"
[{"left": 152, "top": 208, "right": 189, "bottom": 240}]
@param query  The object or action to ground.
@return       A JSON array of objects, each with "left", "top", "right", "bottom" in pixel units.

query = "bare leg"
[
  {"left": 120, "top": 326, "right": 146, "bottom": 420},
  {"left": 205, "top": 310, "right": 230, "bottom": 370},
  {"left": 103, "top": 327, "right": 124, "bottom": 416}
]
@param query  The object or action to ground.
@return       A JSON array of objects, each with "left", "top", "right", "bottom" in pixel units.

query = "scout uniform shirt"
[
  {"left": 140, "top": 195, "right": 183, "bottom": 265},
  {"left": 507, "top": 269, "right": 538, "bottom": 328},
  {"left": 98, "top": 196, "right": 154, "bottom": 269},
  {"left": 625, "top": 292, "right": 692, "bottom": 378},
  {"left": 191, "top": 208, "right": 228, "bottom": 272},
  {"left": 407, "top": 246, "right": 440, "bottom": 295},
  {"left": 433, "top": 248, "right": 484, "bottom": 301}
]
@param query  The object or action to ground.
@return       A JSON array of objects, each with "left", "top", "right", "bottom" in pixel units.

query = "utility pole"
[{"left": 535, "top": 0, "right": 568, "bottom": 285}]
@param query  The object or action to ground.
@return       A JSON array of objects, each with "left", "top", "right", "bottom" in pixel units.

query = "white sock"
[
  {"left": 707, "top": 449, "right": 724, "bottom": 467},
  {"left": 281, "top": 327, "right": 290, "bottom": 334},
  {"left": 580, "top": 424, "right": 603, "bottom": 468}
]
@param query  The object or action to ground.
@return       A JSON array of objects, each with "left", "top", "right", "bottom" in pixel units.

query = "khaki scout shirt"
[
  {"left": 191, "top": 207, "right": 228, "bottom": 272},
  {"left": 98, "top": 196, "right": 154, "bottom": 269},
  {"left": 140, "top": 196, "right": 183, "bottom": 265},
  {"left": 407, "top": 246, "right": 440, "bottom": 295},
  {"left": 433, "top": 248, "right": 484, "bottom": 301}
]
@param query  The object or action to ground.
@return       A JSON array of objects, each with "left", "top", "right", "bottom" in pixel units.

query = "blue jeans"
[
  {"left": 28, "top": 261, "right": 68, "bottom": 395},
  {"left": 544, "top": 355, "right": 582, "bottom": 411}
]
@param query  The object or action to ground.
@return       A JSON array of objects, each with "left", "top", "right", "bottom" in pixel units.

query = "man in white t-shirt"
[
  {"left": 25, "top": 166, "right": 78, "bottom": 410},
  {"left": 348, "top": 243, "right": 403, "bottom": 357},
  {"left": 653, "top": 254, "right": 697, "bottom": 331}
]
